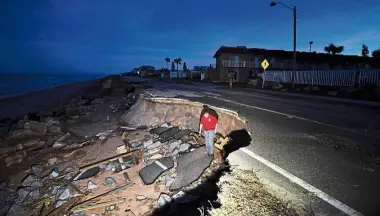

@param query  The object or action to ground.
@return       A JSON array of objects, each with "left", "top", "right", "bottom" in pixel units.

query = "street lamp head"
[
  {"left": 270, "top": 1, "right": 277, "bottom": 7},
  {"left": 309, "top": 41, "right": 314, "bottom": 45}
]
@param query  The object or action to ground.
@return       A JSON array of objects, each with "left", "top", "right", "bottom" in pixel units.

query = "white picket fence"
[
  {"left": 262, "top": 70, "right": 380, "bottom": 87},
  {"left": 358, "top": 70, "right": 380, "bottom": 87}
]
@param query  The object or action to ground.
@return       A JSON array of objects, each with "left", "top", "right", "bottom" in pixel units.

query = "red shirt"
[{"left": 200, "top": 115, "right": 218, "bottom": 131}]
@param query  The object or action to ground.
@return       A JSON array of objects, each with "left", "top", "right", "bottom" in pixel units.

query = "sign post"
[{"left": 261, "top": 59, "right": 270, "bottom": 88}]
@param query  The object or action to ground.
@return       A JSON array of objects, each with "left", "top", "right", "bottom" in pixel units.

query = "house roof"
[{"left": 213, "top": 46, "right": 371, "bottom": 64}]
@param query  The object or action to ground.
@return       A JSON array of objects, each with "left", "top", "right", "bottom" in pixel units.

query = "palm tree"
[
  {"left": 173, "top": 58, "right": 182, "bottom": 71},
  {"left": 324, "top": 43, "right": 344, "bottom": 55},
  {"left": 335, "top": 45, "right": 344, "bottom": 55},
  {"left": 164, "top": 57, "right": 170, "bottom": 70},
  {"left": 324, "top": 43, "right": 344, "bottom": 69}
]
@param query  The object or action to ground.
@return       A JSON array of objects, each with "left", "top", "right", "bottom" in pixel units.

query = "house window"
[{"left": 229, "top": 56, "right": 239, "bottom": 62}]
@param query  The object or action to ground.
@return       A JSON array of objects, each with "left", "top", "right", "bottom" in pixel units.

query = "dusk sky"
[{"left": 1, "top": 0, "right": 380, "bottom": 74}]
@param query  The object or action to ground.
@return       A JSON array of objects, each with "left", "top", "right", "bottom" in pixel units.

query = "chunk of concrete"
[
  {"left": 157, "top": 193, "right": 172, "bottom": 208},
  {"left": 159, "top": 127, "right": 180, "bottom": 142},
  {"left": 150, "top": 127, "right": 171, "bottom": 135},
  {"left": 21, "top": 138, "right": 40, "bottom": 147},
  {"left": 5, "top": 203, "right": 25, "bottom": 216},
  {"left": 164, "top": 175, "right": 175, "bottom": 187},
  {"left": 139, "top": 157, "right": 174, "bottom": 185},
  {"left": 178, "top": 143, "right": 190, "bottom": 153},
  {"left": 147, "top": 147, "right": 160, "bottom": 156},
  {"left": 23, "top": 188, "right": 39, "bottom": 204},
  {"left": 104, "top": 177, "right": 116, "bottom": 186},
  {"left": 143, "top": 139, "right": 154, "bottom": 148},
  {"left": 48, "top": 157, "right": 58, "bottom": 165},
  {"left": 172, "top": 129, "right": 191, "bottom": 140},
  {"left": 73, "top": 167, "right": 100, "bottom": 181},
  {"left": 49, "top": 168, "right": 59, "bottom": 178},
  {"left": 25, "top": 121, "right": 47, "bottom": 135},
  {"left": 55, "top": 200, "right": 67, "bottom": 208},
  {"left": 15, "top": 186, "right": 39, "bottom": 204},
  {"left": 169, "top": 147, "right": 213, "bottom": 190},
  {"left": 8, "top": 129, "right": 36, "bottom": 140},
  {"left": 0, "top": 184, "right": 14, "bottom": 208},
  {"left": 53, "top": 142, "right": 66, "bottom": 148},
  {"left": 169, "top": 141, "right": 181, "bottom": 151},
  {"left": 56, "top": 187, "right": 72, "bottom": 200},
  {"left": 56, "top": 133, "right": 70, "bottom": 142},
  {"left": 87, "top": 181, "right": 98, "bottom": 190},
  {"left": 21, "top": 174, "right": 41, "bottom": 188},
  {"left": 31, "top": 164, "right": 43, "bottom": 175},
  {"left": 96, "top": 130, "right": 114, "bottom": 140},
  {"left": 136, "top": 195, "right": 147, "bottom": 201},
  {"left": 149, "top": 154, "right": 163, "bottom": 160},
  {"left": 47, "top": 124, "right": 62, "bottom": 134},
  {"left": 146, "top": 141, "right": 162, "bottom": 149}
]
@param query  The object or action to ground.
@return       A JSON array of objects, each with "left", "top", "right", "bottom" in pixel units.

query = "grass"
[{"left": 209, "top": 169, "right": 304, "bottom": 216}]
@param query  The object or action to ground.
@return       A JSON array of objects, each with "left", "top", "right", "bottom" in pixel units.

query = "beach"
[{"left": 0, "top": 79, "right": 101, "bottom": 120}]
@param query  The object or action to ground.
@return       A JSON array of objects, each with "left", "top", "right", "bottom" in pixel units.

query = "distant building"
[
  {"left": 138, "top": 65, "right": 155, "bottom": 76},
  {"left": 211, "top": 46, "right": 375, "bottom": 83},
  {"left": 193, "top": 66, "right": 209, "bottom": 71},
  {"left": 170, "top": 70, "right": 190, "bottom": 79}
]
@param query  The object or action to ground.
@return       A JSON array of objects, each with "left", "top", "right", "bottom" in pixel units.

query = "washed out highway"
[{"left": 126, "top": 77, "right": 380, "bottom": 216}]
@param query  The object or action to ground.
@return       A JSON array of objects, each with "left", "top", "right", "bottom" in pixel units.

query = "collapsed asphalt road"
[{"left": 125, "top": 77, "right": 380, "bottom": 216}]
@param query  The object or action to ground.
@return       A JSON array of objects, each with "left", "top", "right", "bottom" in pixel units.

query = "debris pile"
[{"left": 0, "top": 78, "right": 263, "bottom": 216}]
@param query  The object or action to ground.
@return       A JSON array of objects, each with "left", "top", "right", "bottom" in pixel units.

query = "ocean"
[{"left": 0, "top": 73, "right": 106, "bottom": 99}]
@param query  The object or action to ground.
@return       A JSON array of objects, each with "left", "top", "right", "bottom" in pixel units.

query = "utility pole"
[
  {"left": 309, "top": 41, "right": 313, "bottom": 70},
  {"left": 292, "top": 6, "right": 296, "bottom": 88}
]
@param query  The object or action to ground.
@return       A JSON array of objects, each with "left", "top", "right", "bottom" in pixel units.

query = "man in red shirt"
[{"left": 199, "top": 108, "right": 218, "bottom": 156}]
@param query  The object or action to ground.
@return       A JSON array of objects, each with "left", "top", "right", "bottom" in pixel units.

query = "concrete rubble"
[{"left": 0, "top": 77, "right": 245, "bottom": 216}]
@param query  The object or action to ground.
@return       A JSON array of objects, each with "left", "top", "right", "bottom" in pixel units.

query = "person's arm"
[
  {"left": 215, "top": 122, "right": 217, "bottom": 132},
  {"left": 199, "top": 116, "right": 204, "bottom": 134}
]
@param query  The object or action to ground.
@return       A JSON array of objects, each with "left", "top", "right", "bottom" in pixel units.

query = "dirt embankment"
[{"left": 119, "top": 97, "right": 246, "bottom": 136}]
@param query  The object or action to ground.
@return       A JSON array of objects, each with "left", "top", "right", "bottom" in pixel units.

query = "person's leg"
[
  {"left": 204, "top": 130, "right": 212, "bottom": 155},
  {"left": 209, "top": 129, "right": 215, "bottom": 155}
]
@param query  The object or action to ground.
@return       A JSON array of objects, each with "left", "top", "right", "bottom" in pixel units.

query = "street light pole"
[
  {"left": 270, "top": 1, "right": 297, "bottom": 88},
  {"left": 309, "top": 41, "right": 313, "bottom": 69},
  {"left": 292, "top": 6, "right": 296, "bottom": 88}
]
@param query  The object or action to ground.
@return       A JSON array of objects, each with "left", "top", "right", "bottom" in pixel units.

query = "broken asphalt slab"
[
  {"left": 139, "top": 157, "right": 174, "bottom": 185},
  {"left": 150, "top": 127, "right": 171, "bottom": 135},
  {"left": 158, "top": 127, "right": 180, "bottom": 143},
  {"left": 169, "top": 147, "right": 213, "bottom": 191}
]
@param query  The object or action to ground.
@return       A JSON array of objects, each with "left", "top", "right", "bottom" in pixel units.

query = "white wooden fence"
[
  {"left": 262, "top": 70, "right": 380, "bottom": 87},
  {"left": 358, "top": 70, "right": 380, "bottom": 87}
]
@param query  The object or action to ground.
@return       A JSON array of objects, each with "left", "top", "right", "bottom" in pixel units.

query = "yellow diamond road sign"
[{"left": 261, "top": 59, "right": 269, "bottom": 70}]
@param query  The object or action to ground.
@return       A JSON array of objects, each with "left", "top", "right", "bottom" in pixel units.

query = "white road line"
[
  {"left": 239, "top": 147, "right": 364, "bottom": 216},
  {"left": 209, "top": 96, "right": 367, "bottom": 135},
  {"left": 154, "top": 160, "right": 168, "bottom": 170}
]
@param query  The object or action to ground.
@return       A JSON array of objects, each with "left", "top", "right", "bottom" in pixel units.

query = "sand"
[{"left": 0, "top": 79, "right": 100, "bottom": 120}]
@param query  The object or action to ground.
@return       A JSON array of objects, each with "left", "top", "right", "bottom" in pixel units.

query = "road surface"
[{"left": 127, "top": 77, "right": 380, "bottom": 216}]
